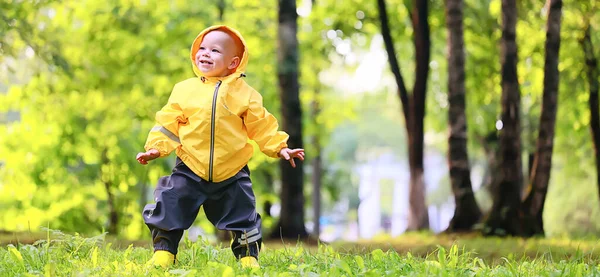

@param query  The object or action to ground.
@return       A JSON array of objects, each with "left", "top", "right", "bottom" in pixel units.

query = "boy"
[{"left": 136, "top": 25, "right": 304, "bottom": 269}]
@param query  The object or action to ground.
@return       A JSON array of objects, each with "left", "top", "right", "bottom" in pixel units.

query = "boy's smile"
[
  {"left": 197, "top": 59, "right": 215, "bottom": 70},
  {"left": 195, "top": 30, "right": 241, "bottom": 77}
]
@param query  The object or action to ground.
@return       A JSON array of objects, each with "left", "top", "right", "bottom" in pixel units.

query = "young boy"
[{"left": 136, "top": 25, "right": 304, "bottom": 269}]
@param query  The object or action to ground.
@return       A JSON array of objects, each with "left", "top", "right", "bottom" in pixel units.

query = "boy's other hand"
[
  {"left": 279, "top": 148, "right": 305, "bottom": 168},
  {"left": 136, "top": 149, "right": 160, "bottom": 165}
]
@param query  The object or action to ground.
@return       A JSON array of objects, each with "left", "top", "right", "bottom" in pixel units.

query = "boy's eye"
[
  {"left": 212, "top": 49, "right": 220, "bottom": 53},
  {"left": 199, "top": 47, "right": 205, "bottom": 50}
]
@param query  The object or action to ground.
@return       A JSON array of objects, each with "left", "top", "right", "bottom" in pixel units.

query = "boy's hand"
[
  {"left": 279, "top": 148, "right": 305, "bottom": 168},
  {"left": 136, "top": 149, "right": 160, "bottom": 165}
]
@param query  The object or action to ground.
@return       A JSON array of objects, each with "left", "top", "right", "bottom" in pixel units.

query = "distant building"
[{"left": 356, "top": 151, "right": 457, "bottom": 238}]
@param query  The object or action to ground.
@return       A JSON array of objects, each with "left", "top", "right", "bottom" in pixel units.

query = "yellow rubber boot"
[
  {"left": 146, "top": 250, "right": 175, "bottom": 268},
  {"left": 240, "top": 256, "right": 260, "bottom": 269}
]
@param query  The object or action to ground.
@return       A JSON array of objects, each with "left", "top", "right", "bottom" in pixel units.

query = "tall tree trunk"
[
  {"left": 311, "top": 138, "right": 322, "bottom": 238},
  {"left": 445, "top": 0, "right": 482, "bottom": 232},
  {"left": 483, "top": 0, "right": 523, "bottom": 236},
  {"left": 272, "top": 0, "right": 308, "bottom": 239},
  {"left": 521, "top": 0, "right": 563, "bottom": 237},
  {"left": 217, "top": 0, "right": 225, "bottom": 21},
  {"left": 101, "top": 148, "right": 118, "bottom": 235},
  {"left": 311, "top": 95, "right": 322, "bottom": 239},
  {"left": 407, "top": 0, "right": 431, "bottom": 231},
  {"left": 479, "top": 132, "right": 499, "bottom": 200},
  {"left": 581, "top": 23, "right": 600, "bottom": 205},
  {"left": 139, "top": 179, "right": 148, "bottom": 237},
  {"left": 377, "top": 0, "right": 431, "bottom": 231}
]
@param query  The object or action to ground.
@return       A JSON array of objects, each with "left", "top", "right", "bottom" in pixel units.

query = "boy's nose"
[{"left": 196, "top": 51, "right": 208, "bottom": 58}]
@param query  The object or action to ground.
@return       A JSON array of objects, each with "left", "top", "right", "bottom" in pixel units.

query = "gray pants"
[{"left": 143, "top": 158, "right": 262, "bottom": 258}]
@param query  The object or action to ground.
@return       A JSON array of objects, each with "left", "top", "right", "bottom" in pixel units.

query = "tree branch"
[{"left": 377, "top": 0, "right": 410, "bottom": 127}]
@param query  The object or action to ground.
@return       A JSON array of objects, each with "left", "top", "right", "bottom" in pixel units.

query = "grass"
[
  {"left": 333, "top": 232, "right": 600, "bottom": 264},
  {"left": 2, "top": 229, "right": 600, "bottom": 276}
]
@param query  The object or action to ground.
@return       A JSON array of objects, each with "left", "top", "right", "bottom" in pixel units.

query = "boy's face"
[{"left": 195, "top": 31, "right": 241, "bottom": 77}]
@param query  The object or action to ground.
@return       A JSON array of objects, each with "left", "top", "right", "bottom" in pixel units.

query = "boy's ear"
[{"left": 228, "top": 56, "right": 241, "bottom": 70}]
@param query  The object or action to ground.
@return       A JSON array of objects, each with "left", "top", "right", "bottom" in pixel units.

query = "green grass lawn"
[
  {"left": 2, "top": 230, "right": 600, "bottom": 276},
  {"left": 333, "top": 232, "right": 600, "bottom": 264}
]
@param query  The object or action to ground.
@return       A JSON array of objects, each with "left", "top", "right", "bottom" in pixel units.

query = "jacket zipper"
[{"left": 208, "top": 80, "right": 222, "bottom": 182}]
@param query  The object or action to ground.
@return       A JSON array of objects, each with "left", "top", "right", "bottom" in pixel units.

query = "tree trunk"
[
  {"left": 483, "top": 0, "right": 523, "bottom": 236},
  {"left": 217, "top": 0, "right": 225, "bottom": 21},
  {"left": 101, "top": 148, "right": 118, "bottom": 235},
  {"left": 311, "top": 140, "right": 322, "bottom": 238},
  {"left": 311, "top": 95, "right": 322, "bottom": 239},
  {"left": 527, "top": 152, "right": 535, "bottom": 181},
  {"left": 377, "top": 0, "right": 431, "bottom": 231},
  {"left": 445, "top": 0, "right": 482, "bottom": 232},
  {"left": 406, "top": 0, "right": 431, "bottom": 231},
  {"left": 139, "top": 180, "right": 148, "bottom": 237},
  {"left": 479, "top": 132, "right": 499, "bottom": 199},
  {"left": 521, "top": 0, "right": 563, "bottom": 237},
  {"left": 581, "top": 23, "right": 600, "bottom": 206},
  {"left": 271, "top": 0, "right": 308, "bottom": 239}
]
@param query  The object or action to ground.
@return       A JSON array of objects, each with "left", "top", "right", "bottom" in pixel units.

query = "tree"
[
  {"left": 484, "top": 0, "right": 523, "bottom": 236},
  {"left": 581, "top": 22, "right": 600, "bottom": 206},
  {"left": 520, "top": 0, "right": 563, "bottom": 236},
  {"left": 444, "top": 0, "right": 482, "bottom": 232},
  {"left": 377, "top": 0, "right": 431, "bottom": 230},
  {"left": 273, "top": 0, "right": 308, "bottom": 239},
  {"left": 310, "top": 90, "right": 323, "bottom": 238}
]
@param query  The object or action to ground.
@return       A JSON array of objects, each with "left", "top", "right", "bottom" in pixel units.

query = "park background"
[{"left": 2, "top": 0, "right": 600, "bottom": 272}]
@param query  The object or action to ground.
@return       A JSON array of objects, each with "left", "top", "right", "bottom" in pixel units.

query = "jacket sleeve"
[
  {"left": 244, "top": 89, "right": 289, "bottom": 158},
  {"left": 144, "top": 85, "right": 187, "bottom": 157}
]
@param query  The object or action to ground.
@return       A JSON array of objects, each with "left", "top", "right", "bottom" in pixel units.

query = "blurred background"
[{"left": 1, "top": 0, "right": 599, "bottom": 244}]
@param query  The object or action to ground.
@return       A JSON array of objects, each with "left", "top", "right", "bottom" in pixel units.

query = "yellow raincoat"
[{"left": 144, "top": 25, "right": 289, "bottom": 182}]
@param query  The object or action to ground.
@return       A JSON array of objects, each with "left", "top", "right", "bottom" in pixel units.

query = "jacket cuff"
[
  {"left": 145, "top": 144, "right": 169, "bottom": 157},
  {"left": 273, "top": 142, "right": 288, "bottom": 158}
]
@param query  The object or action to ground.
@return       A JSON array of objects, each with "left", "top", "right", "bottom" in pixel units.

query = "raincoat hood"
[{"left": 190, "top": 25, "right": 249, "bottom": 78}]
